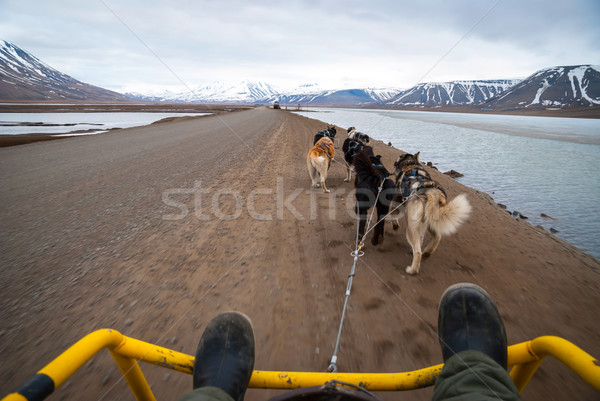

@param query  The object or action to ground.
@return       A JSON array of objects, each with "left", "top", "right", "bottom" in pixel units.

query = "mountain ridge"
[
  {"left": 2, "top": 41, "right": 599, "bottom": 113},
  {"left": 0, "top": 40, "right": 131, "bottom": 102},
  {"left": 483, "top": 65, "right": 600, "bottom": 110}
]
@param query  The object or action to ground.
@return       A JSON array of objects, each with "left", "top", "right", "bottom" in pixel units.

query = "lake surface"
[
  {"left": 295, "top": 108, "right": 600, "bottom": 259},
  {"left": 0, "top": 112, "right": 210, "bottom": 136}
]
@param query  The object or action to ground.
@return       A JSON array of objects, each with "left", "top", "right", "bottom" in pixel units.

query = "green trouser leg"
[
  {"left": 433, "top": 350, "right": 521, "bottom": 401},
  {"left": 178, "top": 386, "right": 235, "bottom": 401}
]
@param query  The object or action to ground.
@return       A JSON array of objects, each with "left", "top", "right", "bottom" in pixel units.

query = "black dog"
[
  {"left": 353, "top": 147, "right": 395, "bottom": 246},
  {"left": 342, "top": 137, "right": 366, "bottom": 182},
  {"left": 313, "top": 126, "right": 337, "bottom": 145}
]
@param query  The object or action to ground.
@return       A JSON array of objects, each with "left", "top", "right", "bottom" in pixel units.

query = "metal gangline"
[{"left": 3, "top": 331, "right": 599, "bottom": 401}]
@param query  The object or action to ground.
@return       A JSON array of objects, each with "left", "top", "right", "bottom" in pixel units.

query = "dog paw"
[
  {"left": 406, "top": 266, "right": 418, "bottom": 275},
  {"left": 324, "top": 189, "right": 330, "bottom": 193},
  {"left": 344, "top": 178, "right": 350, "bottom": 182}
]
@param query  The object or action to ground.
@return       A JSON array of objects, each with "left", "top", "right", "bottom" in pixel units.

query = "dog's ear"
[{"left": 414, "top": 151, "right": 420, "bottom": 163}]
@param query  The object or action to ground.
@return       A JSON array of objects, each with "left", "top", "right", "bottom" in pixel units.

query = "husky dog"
[
  {"left": 353, "top": 147, "right": 395, "bottom": 246},
  {"left": 313, "top": 126, "right": 337, "bottom": 145},
  {"left": 391, "top": 151, "right": 471, "bottom": 275},
  {"left": 347, "top": 126, "right": 370, "bottom": 143},
  {"left": 342, "top": 137, "right": 367, "bottom": 182},
  {"left": 307, "top": 137, "right": 335, "bottom": 193}
]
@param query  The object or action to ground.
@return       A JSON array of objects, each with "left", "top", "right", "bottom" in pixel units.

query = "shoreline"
[
  {"left": 2, "top": 102, "right": 598, "bottom": 148},
  {"left": 0, "top": 101, "right": 251, "bottom": 113},
  {"left": 0, "top": 110, "right": 228, "bottom": 147},
  {"left": 2, "top": 101, "right": 599, "bottom": 118},
  {"left": 279, "top": 104, "right": 600, "bottom": 119},
  {"left": 359, "top": 104, "right": 600, "bottom": 119},
  {"left": 295, "top": 108, "right": 600, "bottom": 146}
]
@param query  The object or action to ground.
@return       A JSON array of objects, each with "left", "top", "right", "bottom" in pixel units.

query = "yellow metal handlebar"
[
  {"left": 3, "top": 330, "right": 599, "bottom": 401},
  {"left": 508, "top": 336, "right": 600, "bottom": 392}
]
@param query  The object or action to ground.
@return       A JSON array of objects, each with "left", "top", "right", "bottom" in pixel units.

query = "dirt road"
[{"left": 1, "top": 108, "right": 598, "bottom": 400}]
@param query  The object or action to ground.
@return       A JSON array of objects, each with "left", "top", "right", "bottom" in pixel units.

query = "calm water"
[
  {"left": 295, "top": 108, "right": 600, "bottom": 259},
  {"left": 0, "top": 112, "right": 210, "bottom": 135}
]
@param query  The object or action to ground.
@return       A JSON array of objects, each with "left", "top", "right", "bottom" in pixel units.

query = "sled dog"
[
  {"left": 391, "top": 151, "right": 471, "bottom": 275},
  {"left": 313, "top": 126, "right": 337, "bottom": 145},
  {"left": 342, "top": 137, "right": 367, "bottom": 182},
  {"left": 347, "top": 126, "right": 370, "bottom": 143},
  {"left": 353, "top": 147, "right": 395, "bottom": 246},
  {"left": 307, "top": 137, "right": 335, "bottom": 193}
]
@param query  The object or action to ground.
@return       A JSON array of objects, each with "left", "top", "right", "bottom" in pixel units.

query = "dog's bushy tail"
[{"left": 426, "top": 193, "right": 471, "bottom": 236}]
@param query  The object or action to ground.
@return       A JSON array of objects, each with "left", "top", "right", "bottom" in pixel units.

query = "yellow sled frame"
[{"left": 3, "top": 329, "right": 599, "bottom": 401}]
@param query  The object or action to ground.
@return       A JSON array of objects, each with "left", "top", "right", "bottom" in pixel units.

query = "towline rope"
[
  {"left": 327, "top": 201, "right": 364, "bottom": 373},
  {"left": 361, "top": 192, "right": 415, "bottom": 240},
  {"left": 327, "top": 183, "right": 416, "bottom": 372},
  {"left": 327, "top": 180, "right": 385, "bottom": 372},
  {"left": 361, "top": 179, "right": 385, "bottom": 249},
  {"left": 331, "top": 156, "right": 352, "bottom": 171}
]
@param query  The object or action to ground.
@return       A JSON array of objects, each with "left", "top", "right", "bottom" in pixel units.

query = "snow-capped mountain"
[
  {"left": 484, "top": 65, "right": 600, "bottom": 109},
  {"left": 3, "top": 40, "right": 599, "bottom": 111},
  {"left": 387, "top": 80, "right": 520, "bottom": 106},
  {"left": 0, "top": 40, "right": 130, "bottom": 102},
  {"left": 126, "top": 81, "right": 406, "bottom": 106},
  {"left": 126, "top": 80, "right": 280, "bottom": 103},
  {"left": 126, "top": 71, "right": 599, "bottom": 110},
  {"left": 267, "top": 88, "right": 405, "bottom": 106},
  {"left": 172, "top": 80, "right": 280, "bottom": 103},
  {"left": 126, "top": 79, "right": 516, "bottom": 107}
]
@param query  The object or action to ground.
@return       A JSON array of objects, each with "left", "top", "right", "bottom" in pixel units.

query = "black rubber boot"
[
  {"left": 438, "top": 283, "right": 508, "bottom": 369},
  {"left": 193, "top": 312, "right": 255, "bottom": 401}
]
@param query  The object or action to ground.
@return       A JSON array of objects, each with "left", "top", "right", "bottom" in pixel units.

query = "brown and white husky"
[{"left": 307, "top": 137, "right": 335, "bottom": 193}]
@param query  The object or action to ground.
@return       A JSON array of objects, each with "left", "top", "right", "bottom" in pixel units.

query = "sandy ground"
[{"left": 1, "top": 108, "right": 599, "bottom": 401}]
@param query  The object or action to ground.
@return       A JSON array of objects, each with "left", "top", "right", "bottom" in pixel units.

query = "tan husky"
[
  {"left": 307, "top": 137, "right": 335, "bottom": 193},
  {"left": 391, "top": 152, "right": 471, "bottom": 275}
]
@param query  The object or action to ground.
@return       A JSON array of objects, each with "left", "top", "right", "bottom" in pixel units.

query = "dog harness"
[
  {"left": 319, "top": 128, "right": 335, "bottom": 138},
  {"left": 347, "top": 141, "right": 363, "bottom": 158},
  {"left": 315, "top": 129, "right": 335, "bottom": 145},
  {"left": 317, "top": 141, "right": 334, "bottom": 158},
  {"left": 398, "top": 168, "right": 446, "bottom": 199}
]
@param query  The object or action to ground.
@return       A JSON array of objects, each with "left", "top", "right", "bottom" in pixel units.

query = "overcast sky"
[{"left": 2, "top": 0, "right": 599, "bottom": 94}]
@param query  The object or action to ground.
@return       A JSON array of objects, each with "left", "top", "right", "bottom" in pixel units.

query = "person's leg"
[
  {"left": 433, "top": 350, "right": 520, "bottom": 401},
  {"left": 178, "top": 312, "right": 255, "bottom": 401},
  {"left": 433, "top": 283, "right": 521, "bottom": 401}
]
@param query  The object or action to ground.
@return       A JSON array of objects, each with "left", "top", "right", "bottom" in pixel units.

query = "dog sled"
[{"left": 3, "top": 328, "right": 599, "bottom": 401}]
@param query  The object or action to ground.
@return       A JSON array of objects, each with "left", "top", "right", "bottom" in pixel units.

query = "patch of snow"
[
  {"left": 530, "top": 79, "right": 551, "bottom": 106},
  {"left": 567, "top": 66, "right": 600, "bottom": 105}
]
